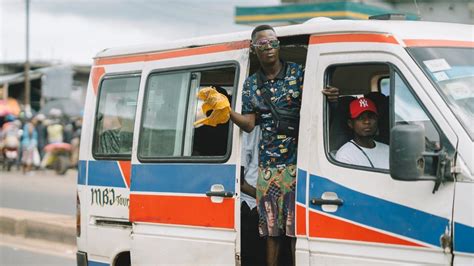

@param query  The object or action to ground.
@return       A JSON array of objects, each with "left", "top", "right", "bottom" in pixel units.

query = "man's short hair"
[{"left": 251, "top": 25, "right": 276, "bottom": 43}]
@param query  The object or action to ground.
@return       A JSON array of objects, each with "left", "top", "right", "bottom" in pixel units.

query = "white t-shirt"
[
  {"left": 240, "top": 126, "right": 261, "bottom": 210},
  {"left": 336, "top": 140, "right": 389, "bottom": 169}
]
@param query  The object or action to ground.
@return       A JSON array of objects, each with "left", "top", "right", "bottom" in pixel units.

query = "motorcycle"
[
  {"left": 42, "top": 142, "right": 72, "bottom": 175},
  {"left": 1, "top": 133, "right": 20, "bottom": 171},
  {"left": 2, "top": 146, "right": 18, "bottom": 171}
]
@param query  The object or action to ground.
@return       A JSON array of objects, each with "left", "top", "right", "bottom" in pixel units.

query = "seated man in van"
[
  {"left": 336, "top": 97, "right": 389, "bottom": 169},
  {"left": 98, "top": 99, "right": 135, "bottom": 155}
]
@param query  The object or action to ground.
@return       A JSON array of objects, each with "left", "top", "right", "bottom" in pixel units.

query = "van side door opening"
[{"left": 240, "top": 34, "right": 309, "bottom": 265}]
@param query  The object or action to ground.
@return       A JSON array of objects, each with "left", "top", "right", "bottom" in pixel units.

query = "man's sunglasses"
[{"left": 252, "top": 39, "right": 280, "bottom": 51}]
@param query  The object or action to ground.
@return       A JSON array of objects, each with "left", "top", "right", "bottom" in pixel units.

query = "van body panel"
[
  {"left": 126, "top": 43, "right": 249, "bottom": 265},
  {"left": 453, "top": 182, "right": 474, "bottom": 265},
  {"left": 297, "top": 35, "right": 461, "bottom": 264},
  {"left": 77, "top": 62, "right": 142, "bottom": 263},
  {"left": 77, "top": 20, "right": 473, "bottom": 265},
  {"left": 129, "top": 164, "right": 235, "bottom": 228}
]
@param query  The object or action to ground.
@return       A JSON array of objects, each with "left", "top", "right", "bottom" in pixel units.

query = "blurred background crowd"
[{"left": 0, "top": 107, "right": 82, "bottom": 175}]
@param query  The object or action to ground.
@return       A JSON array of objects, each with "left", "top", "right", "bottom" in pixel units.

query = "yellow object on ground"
[{"left": 194, "top": 86, "right": 231, "bottom": 127}]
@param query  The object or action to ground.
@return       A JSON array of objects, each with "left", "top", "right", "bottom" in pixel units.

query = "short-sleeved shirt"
[
  {"left": 242, "top": 61, "right": 304, "bottom": 168},
  {"left": 241, "top": 125, "right": 261, "bottom": 210},
  {"left": 336, "top": 140, "right": 389, "bottom": 169}
]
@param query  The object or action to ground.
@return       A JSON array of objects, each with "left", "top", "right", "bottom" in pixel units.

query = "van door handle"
[
  {"left": 206, "top": 184, "right": 233, "bottom": 203},
  {"left": 205, "top": 191, "right": 234, "bottom": 198},
  {"left": 311, "top": 198, "right": 343, "bottom": 206}
]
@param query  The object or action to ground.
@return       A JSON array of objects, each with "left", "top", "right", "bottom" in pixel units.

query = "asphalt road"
[
  {"left": 0, "top": 169, "right": 77, "bottom": 216},
  {"left": 0, "top": 245, "right": 75, "bottom": 266}
]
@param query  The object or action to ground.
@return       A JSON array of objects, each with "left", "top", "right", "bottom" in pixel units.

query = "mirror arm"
[{"left": 422, "top": 149, "right": 453, "bottom": 194}]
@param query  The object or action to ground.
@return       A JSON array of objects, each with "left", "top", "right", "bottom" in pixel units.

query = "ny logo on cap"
[{"left": 359, "top": 98, "right": 369, "bottom": 108}]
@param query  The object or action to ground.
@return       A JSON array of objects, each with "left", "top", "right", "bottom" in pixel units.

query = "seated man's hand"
[{"left": 322, "top": 85, "right": 339, "bottom": 102}]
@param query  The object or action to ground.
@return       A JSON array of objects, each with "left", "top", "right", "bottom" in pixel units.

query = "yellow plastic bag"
[{"left": 194, "top": 86, "right": 231, "bottom": 127}]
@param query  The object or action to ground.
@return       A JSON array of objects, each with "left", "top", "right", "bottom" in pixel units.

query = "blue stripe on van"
[
  {"left": 309, "top": 174, "right": 449, "bottom": 247},
  {"left": 454, "top": 222, "right": 474, "bottom": 254},
  {"left": 131, "top": 164, "right": 235, "bottom": 194},
  {"left": 296, "top": 169, "right": 307, "bottom": 205},
  {"left": 77, "top": 160, "right": 87, "bottom": 185},
  {"left": 88, "top": 261, "right": 108, "bottom": 266},
  {"left": 88, "top": 160, "right": 126, "bottom": 188}
]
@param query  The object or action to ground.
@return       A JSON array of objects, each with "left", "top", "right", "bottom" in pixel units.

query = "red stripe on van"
[
  {"left": 91, "top": 67, "right": 105, "bottom": 95},
  {"left": 117, "top": 161, "right": 131, "bottom": 188},
  {"left": 310, "top": 34, "right": 398, "bottom": 45},
  {"left": 404, "top": 39, "right": 474, "bottom": 48},
  {"left": 94, "top": 40, "right": 250, "bottom": 66},
  {"left": 296, "top": 204, "right": 306, "bottom": 236},
  {"left": 130, "top": 194, "right": 235, "bottom": 229},
  {"left": 308, "top": 211, "right": 425, "bottom": 247}
]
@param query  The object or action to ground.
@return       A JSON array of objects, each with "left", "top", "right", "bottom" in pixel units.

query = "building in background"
[
  {"left": 0, "top": 63, "right": 90, "bottom": 117},
  {"left": 235, "top": 0, "right": 474, "bottom": 25}
]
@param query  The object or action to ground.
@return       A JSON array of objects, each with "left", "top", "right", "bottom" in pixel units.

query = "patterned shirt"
[{"left": 242, "top": 61, "right": 304, "bottom": 168}]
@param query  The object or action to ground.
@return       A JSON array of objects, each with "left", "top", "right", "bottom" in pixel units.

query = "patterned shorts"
[{"left": 256, "top": 165, "right": 296, "bottom": 237}]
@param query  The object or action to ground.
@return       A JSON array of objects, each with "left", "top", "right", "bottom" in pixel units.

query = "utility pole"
[{"left": 24, "top": 0, "right": 31, "bottom": 114}]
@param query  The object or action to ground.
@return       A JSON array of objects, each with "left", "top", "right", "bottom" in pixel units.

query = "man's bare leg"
[
  {"left": 291, "top": 237, "right": 296, "bottom": 266},
  {"left": 266, "top": 236, "right": 280, "bottom": 266}
]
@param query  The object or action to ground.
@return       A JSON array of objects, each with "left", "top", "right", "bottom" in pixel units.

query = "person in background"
[
  {"left": 34, "top": 114, "right": 47, "bottom": 160},
  {"left": 1, "top": 117, "right": 22, "bottom": 170},
  {"left": 21, "top": 120, "right": 40, "bottom": 174},
  {"left": 70, "top": 117, "right": 82, "bottom": 168},
  {"left": 63, "top": 121, "right": 74, "bottom": 144},
  {"left": 46, "top": 109, "right": 64, "bottom": 144},
  {"left": 336, "top": 97, "right": 389, "bottom": 169}
]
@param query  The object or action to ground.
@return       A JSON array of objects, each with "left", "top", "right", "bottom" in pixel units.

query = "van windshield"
[{"left": 408, "top": 47, "right": 474, "bottom": 139}]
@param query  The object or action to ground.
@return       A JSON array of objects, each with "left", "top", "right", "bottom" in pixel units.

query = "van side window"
[
  {"left": 326, "top": 63, "right": 390, "bottom": 164},
  {"left": 326, "top": 63, "right": 447, "bottom": 173},
  {"left": 93, "top": 75, "right": 140, "bottom": 158},
  {"left": 138, "top": 65, "right": 236, "bottom": 160}
]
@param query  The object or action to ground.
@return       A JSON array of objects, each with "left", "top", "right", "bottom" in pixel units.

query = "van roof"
[{"left": 95, "top": 19, "right": 473, "bottom": 60}]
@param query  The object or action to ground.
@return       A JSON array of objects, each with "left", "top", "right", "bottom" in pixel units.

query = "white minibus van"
[{"left": 76, "top": 18, "right": 473, "bottom": 265}]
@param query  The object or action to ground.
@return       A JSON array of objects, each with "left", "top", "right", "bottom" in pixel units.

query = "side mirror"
[
  {"left": 390, "top": 124, "right": 453, "bottom": 189},
  {"left": 390, "top": 124, "right": 428, "bottom": 181}
]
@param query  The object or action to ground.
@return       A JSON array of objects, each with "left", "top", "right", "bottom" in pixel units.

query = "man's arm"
[
  {"left": 241, "top": 175, "right": 257, "bottom": 198},
  {"left": 322, "top": 85, "right": 340, "bottom": 102},
  {"left": 230, "top": 111, "right": 255, "bottom": 133}
]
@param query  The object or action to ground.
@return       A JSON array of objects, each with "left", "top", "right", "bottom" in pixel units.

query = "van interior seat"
[
  {"left": 192, "top": 86, "right": 231, "bottom": 156},
  {"left": 364, "top": 92, "right": 390, "bottom": 145},
  {"left": 329, "top": 96, "right": 356, "bottom": 156}
]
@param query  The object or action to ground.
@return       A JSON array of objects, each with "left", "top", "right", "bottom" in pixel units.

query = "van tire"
[
  {"left": 55, "top": 155, "right": 69, "bottom": 175},
  {"left": 114, "top": 252, "right": 131, "bottom": 266}
]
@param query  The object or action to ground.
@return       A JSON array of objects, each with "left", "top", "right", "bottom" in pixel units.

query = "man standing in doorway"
[{"left": 230, "top": 25, "right": 338, "bottom": 266}]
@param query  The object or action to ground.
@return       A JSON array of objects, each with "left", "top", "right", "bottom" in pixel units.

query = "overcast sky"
[{"left": 1, "top": 0, "right": 279, "bottom": 65}]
